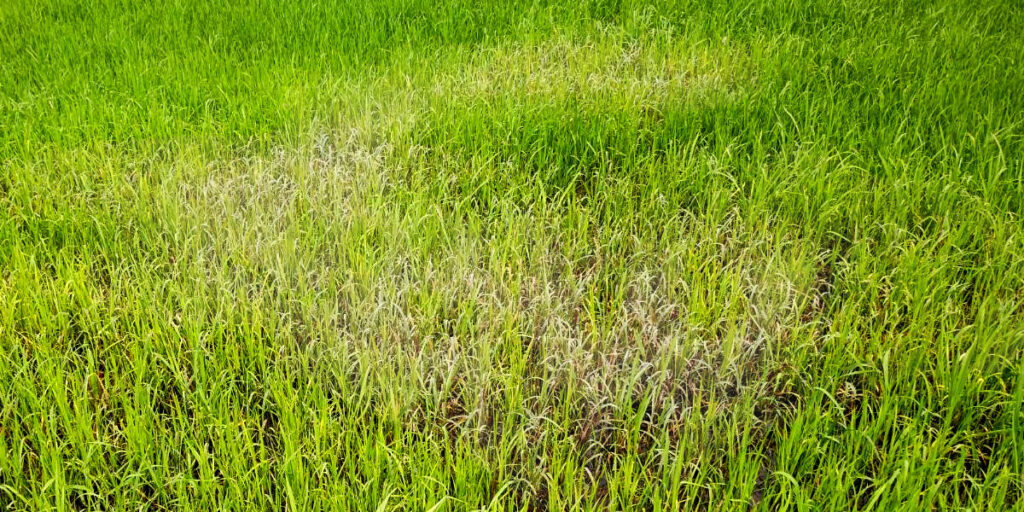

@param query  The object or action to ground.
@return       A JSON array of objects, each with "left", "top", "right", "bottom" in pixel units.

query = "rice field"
[{"left": 1, "top": 0, "right": 1023, "bottom": 510}]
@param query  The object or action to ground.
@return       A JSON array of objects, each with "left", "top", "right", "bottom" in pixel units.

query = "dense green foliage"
[{"left": 2, "top": 0, "right": 1023, "bottom": 510}]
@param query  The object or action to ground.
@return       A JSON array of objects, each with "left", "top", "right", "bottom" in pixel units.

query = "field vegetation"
[{"left": 2, "top": 0, "right": 1023, "bottom": 510}]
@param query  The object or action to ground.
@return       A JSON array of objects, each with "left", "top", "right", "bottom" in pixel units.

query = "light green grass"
[{"left": 2, "top": 0, "right": 1023, "bottom": 510}]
